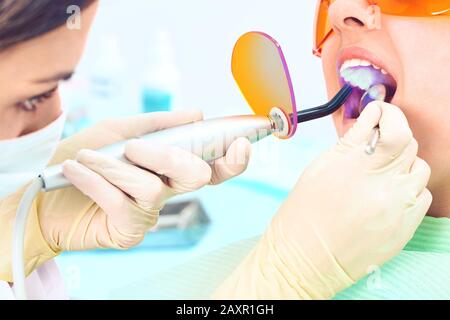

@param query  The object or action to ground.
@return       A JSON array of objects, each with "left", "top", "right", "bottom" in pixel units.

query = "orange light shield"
[{"left": 232, "top": 32, "right": 297, "bottom": 138}]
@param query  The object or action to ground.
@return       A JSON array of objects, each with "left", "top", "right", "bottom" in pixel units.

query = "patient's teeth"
[
  {"left": 343, "top": 60, "right": 353, "bottom": 69},
  {"left": 340, "top": 60, "right": 352, "bottom": 73},
  {"left": 339, "top": 59, "right": 388, "bottom": 78},
  {"left": 341, "top": 68, "right": 355, "bottom": 79},
  {"left": 360, "top": 60, "right": 371, "bottom": 67},
  {"left": 348, "top": 59, "right": 360, "bottom": 67}
]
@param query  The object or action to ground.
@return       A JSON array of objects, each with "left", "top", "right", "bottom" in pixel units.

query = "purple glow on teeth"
[
  {"left": 339, "top": 65, "right": 397, "bottom": 119},
  {"left": 341, "top": 68, "right": 375, "bottom": 90}
]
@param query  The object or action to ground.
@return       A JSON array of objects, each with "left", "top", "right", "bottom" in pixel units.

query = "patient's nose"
[{"left": 328, "top": 0, "right": 382, "bottom": 43}]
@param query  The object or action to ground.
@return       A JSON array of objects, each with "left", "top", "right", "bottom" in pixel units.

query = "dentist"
[{"left": 0, "top": 0, "right": 251, "bottom": 299}]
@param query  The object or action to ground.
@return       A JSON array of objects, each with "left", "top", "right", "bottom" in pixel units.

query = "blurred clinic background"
[{"left": 56, "top": 0, "right": 338, "bottom": 299}]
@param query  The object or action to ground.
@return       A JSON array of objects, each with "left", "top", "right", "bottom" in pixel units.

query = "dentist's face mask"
[{"left": 0, "top": 113, "right": 65, "bottom": 198}]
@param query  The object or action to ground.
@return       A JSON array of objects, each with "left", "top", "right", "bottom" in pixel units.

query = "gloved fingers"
[
  {"left": 400, "top": 188, "right": 432, "bottom": 245},
  {"left": 105, "top": 109, "right": 203, "bottom": 140},
  {"left": 76, "top": 149, "right": 170, "bottom": 209},
  {"left": 125, "top": 140, "right": 212, "bottom": 194},
  {"left": 395, "top": 158, "right": 432, "bottom": 247},
  {"left": 339, "top": 102, "right": 382, "bottom": 149},
  {"left": 399, "top": 138, "right": 419, "bottom": 173},
  {"left": 395, "top": 157, "right": 431, "bottom": 198},
  {"left": 210, "top": 137, "right": 252, "bottom": 185},
  {"left": 62, "top": 159, "right": 128, "bottom": 214},
  {"left": 369, "top": 136, "right": 418, "bottom": 172},
  {"left": 407, "top": 157, "right": 431, "bottom": 196},
  {"left": 375, "top": 101, "right": 413, "bottom": 159}
]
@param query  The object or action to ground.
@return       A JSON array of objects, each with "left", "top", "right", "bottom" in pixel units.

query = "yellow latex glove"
[
  {"left": 213, "top": 102, "right": 432, "bottom": 299},
  {"left": 0, "top": 110, "right": 251, "bottom": 282}
]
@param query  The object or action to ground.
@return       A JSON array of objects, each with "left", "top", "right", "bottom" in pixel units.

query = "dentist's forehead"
[{"left": 0, "top": 3, "right": 98, "bottom": 101}]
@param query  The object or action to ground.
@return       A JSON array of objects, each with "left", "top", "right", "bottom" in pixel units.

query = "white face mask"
[{"left": 0, "top": 113, "right": 66, "bottom": 198}]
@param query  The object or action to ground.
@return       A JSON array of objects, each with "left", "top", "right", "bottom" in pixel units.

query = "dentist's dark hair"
[{"left": 0, "top": 0, "right": 95, "bottom": 51}]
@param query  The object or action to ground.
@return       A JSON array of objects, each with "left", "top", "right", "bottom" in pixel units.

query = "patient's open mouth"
[{"left": 339, "top": 59, "right": 397, "bottom": 119}]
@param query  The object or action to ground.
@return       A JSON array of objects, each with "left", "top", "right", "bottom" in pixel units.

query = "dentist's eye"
[{"left": 16, "top": 86, "right": 58, "bottom": 112}]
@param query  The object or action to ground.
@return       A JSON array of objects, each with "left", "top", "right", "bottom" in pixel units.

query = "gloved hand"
[
  {"left": 213, "top": 101, "right": 432, "bottom": 299},
  {"left": 0, "top": 110, "right": 251, "bottom": 281}
]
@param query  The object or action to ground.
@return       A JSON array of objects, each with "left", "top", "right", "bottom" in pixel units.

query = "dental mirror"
[{"left": 359, "top": 84, "right": 387, "bottom": 114}]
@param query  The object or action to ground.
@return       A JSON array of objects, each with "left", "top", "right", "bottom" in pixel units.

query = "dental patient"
[{"left": 129, "top": 0, "right": 450, "bottom": 299}]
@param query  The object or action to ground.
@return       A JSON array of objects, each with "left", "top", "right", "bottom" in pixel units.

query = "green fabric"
[
  {"left": 109, "top": 216, "right": 450, "bottom": 300},
  {"left": 109, "top": 237, "right": 259, "bottom": 299},
  {"left": 334, "top": 216, "right": 450, "bottom": 300}
]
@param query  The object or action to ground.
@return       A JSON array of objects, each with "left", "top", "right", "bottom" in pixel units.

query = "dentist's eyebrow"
[{"left": 33, "top": 71, "right": 74, "bottom": 84}]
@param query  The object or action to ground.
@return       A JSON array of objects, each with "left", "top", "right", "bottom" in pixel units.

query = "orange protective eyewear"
[{"left": 314, "top": 0, "right": 450, "bottom": 57}]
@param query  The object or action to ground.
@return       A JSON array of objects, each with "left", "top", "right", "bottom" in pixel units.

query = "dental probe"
[{"left": 360, "top": 84, "right": 387, "bottom": 155}]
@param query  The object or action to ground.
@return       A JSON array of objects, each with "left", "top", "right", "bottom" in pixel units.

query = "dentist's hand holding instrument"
[
  {"left": 46, "top": 109, "right": 252, "bottom": 251},
  {"left": 214, "top": 102, "right": 432, "bottom": 299},
  {"left": 1, "top": 110, "right": 251, "bottom": 284}
]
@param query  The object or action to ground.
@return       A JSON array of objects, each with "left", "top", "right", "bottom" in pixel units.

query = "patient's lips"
[{"left": 338, "top": 58, "right": 397, "bottom": 119}]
